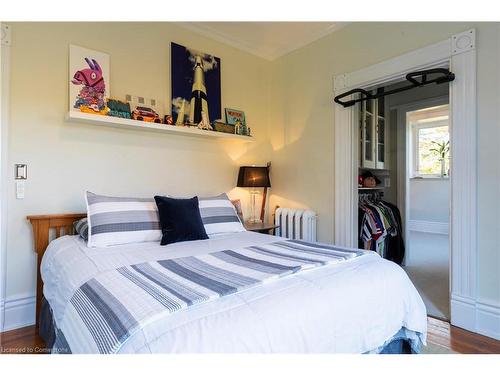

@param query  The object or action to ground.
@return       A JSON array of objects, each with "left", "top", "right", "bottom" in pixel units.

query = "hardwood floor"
[
  {"left": 0, "top": 326, "right": 46, "bottom": 354},
  {"left": 427, "top": 317, "right": 500, "bottom": 354},
  {"left": 0, "top": 317, "right": 498, "bottom": 354}
]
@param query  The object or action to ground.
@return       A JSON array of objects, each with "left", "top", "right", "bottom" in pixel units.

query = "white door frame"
[
  {"left": 334, "top": 29, "right": 478, "bottom": 333},
  {"left": 392, "top": 95, "right": 450, "bottom": 267},
  {"left": 0, "top": 22, "right": 11, "bottom": 332}
]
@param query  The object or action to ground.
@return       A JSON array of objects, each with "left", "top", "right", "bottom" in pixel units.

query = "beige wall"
[
  {"left": 6, "top": 22, "right": 273, "bottom": 298},
  {"left": 268, "top": 22, "right": 499, "bottom": 304}
]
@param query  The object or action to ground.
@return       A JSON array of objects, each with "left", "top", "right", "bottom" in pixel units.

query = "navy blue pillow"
[{"left": 154, "top": 195, "right": 209, "bottom": 245}]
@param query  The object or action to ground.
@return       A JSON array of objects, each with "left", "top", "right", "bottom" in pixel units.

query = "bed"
[{"left": 28, "top": 213, "right": 427, "bottom": 354}]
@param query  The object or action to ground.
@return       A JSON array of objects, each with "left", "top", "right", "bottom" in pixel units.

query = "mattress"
[{"left": 41, "top": 231, "right": 427, "bottom": 353}]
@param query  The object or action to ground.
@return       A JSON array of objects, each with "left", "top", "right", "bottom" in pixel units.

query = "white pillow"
[
  {"left": 85, "top": 191, "right": 161, "bottom": 247},
  {"left": 198, "top": 193, "right": 246, "bottom": 236}
]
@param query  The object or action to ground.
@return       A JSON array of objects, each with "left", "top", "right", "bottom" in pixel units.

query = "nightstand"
[{"left": 244, "top": 222, "right": 279, "bottom": 235}]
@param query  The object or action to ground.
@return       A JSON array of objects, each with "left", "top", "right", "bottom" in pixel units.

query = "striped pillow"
[
  {"left": 85, "top": 191, "right": 161, "bottom": 247},
  {"left": 73, "top": 218, "right": 89, "bottom": 241},
  {"left": 198, "top": 193, "right": 246, "bottom": 236}
]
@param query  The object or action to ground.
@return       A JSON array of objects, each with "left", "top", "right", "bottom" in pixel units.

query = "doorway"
[
  {"left": 397, "top": 98, "right": 451, "bottom": 321},
  {"left": 356, "top": 77, "right": 451, "bottom": 321},
  {"left": 333, "top": 29, "right": 478, "bottom": 333}
]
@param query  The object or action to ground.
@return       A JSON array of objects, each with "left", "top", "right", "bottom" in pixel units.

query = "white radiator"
[{"left": 274, "top": 208, "right": 317, "bottom": 242}]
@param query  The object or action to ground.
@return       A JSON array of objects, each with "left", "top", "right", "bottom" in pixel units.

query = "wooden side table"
[{"left": 244, "top": 222, "right": 279, "bottom": 235}]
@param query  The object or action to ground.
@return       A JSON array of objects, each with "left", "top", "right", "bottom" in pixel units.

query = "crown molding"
[{"left": 177, "top": 22, "right": 349, "bottom": 61}]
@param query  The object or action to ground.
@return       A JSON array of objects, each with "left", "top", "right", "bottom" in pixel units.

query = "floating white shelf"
[{"left": 66, "top": 111, "right": 254, "bottom": 141}]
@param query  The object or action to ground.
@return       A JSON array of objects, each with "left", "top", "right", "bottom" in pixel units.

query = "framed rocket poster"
[
  {"left": 171, "top": 42, "right": 221, "bottom": 125},
  {"left": 69, "top": 45, "right": 110, "bottom": 114}
]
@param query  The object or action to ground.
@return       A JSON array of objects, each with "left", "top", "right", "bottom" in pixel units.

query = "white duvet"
[{"left": 41, "top": 231, "right": 427, "bottom": 353}]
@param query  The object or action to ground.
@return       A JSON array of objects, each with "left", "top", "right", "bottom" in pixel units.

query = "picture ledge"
[{"left": 65, "top": 111, "right": 255, "bottom": 142}]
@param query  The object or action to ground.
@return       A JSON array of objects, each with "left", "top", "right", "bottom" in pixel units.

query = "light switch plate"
[
  {"left": 15, "top": 164, "right": 27, "bottom": 180},
  {"left": 16, "top": 181, "right": 25, "bottom": 199},
  {"left": 384, "top": 178, "right": 391, "bottom": 187}
]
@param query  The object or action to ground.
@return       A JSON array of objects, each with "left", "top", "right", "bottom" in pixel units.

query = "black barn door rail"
[{"left": 334, "top": 68, "right": 455, "bottom": 108}]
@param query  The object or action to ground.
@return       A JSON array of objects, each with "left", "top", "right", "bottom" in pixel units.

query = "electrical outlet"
[
  {"left": 384, "top": 178, "right": 391, "bottom": 188},
  {"left": 126, "top": 95, "right": 158, "bottom": 107}
]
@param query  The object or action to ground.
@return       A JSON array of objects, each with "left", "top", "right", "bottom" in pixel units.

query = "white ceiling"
[{"left": 179, "top": 22, "right": 348, "bottom": 61}]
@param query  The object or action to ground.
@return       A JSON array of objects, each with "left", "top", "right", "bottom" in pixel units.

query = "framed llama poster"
[
  {"left": 69, "top": 45, "right": 110, "bottom": 115},
  {"left": 171, "top": 42, "right": 221, "bottom": 126}
]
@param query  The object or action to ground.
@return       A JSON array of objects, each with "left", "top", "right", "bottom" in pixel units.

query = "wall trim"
[
  {"left": 334, "top": 91, "right": 357, "bottom": 246},
  {"left": 409, "top": 220, "right": 449, "bottom": 235},
  {"left": 451, "top": 295, "right": 500, "bottom": 340},
  {"left": 0, "top": 21, "right": 11, "bottom": 333},
  {"left": 333, "top": 29, "right": 480, "bottom": 336},
  {"left": 1, "top": 293, "right": 35, "bottom": 332},
  {"left": 452, "top": 29, "right": 475, "bottom": 55},
  {"left": 0, "top": 24, "right": 11, "bottom": 46},
  {"left": 450, "top": 293, "right": 477, "bottom": 333},
  {"left": 0, "top": 298, "right": 4, "bottom": 329},
  {"left": 476, "top": 300, "right": 500, "bottom": 340}
]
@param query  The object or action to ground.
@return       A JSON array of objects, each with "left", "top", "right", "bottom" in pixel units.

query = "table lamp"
[{"left": 237, "top": 163, "right": 271, "bottom": 223}]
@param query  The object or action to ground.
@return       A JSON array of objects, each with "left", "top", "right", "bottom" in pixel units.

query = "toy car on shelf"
[{"left": 132, "top": 106, "right": 162, "bottom": 123}]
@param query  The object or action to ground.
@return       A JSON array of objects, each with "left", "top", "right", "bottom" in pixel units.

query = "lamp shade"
[{"left": 237, "top": 166, "right": 271, "bottom": 188}]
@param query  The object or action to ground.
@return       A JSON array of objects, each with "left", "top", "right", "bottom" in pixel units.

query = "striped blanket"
[{"left": 55, "top": 240, "right": 365, "bottom": 354}]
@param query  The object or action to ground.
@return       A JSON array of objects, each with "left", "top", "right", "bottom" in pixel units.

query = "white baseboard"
[
  {"left": 1, "top": 293, "right": 35, "bottom": 332},
  {"left": 0, "top": 298, "right": 4, "bottom": 331},
  {"left": 476, "top": 299, "right": 500, "bottom": 340},
  {"left": 451, "top": 294, "right": 500, "bottom": 340},
  {"left": 451, "top": 294, "right": 477, "bottom": 332},
  {"left": 409, "top": 220, "right": 449, "bottom": 235}
]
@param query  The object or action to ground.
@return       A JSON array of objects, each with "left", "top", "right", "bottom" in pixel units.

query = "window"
[{"left": 408, "top": 104, "right": 450, "bottom": 178}]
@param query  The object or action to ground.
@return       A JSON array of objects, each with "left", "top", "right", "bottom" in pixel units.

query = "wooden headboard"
[{"left": 27, "top": 213, "right": 86, "bottom": 329}]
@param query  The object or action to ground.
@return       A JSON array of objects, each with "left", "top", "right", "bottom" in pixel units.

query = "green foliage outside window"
[{"left": 417, "top": 126, "right": 449, "bottom": 176}]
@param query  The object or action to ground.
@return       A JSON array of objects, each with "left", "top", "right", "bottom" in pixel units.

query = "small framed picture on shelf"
[{"left": 225, "top": 108, "right": 246, "bottom": 125}]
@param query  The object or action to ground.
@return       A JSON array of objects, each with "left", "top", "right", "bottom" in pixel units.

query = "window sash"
[{"left": 410, "top": 120, "right": 449, "bottom": 178}]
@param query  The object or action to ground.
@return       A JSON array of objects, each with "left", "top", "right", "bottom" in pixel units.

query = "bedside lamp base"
[{"left": 249, "top": 190, "right": 262, "bottom": 224}]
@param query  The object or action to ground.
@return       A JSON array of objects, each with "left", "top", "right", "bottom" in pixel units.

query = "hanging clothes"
[
  {"left": 380, "top": 201, "right": 405, "bottom": 264},
  {"left": 358, "top": 195, "right": 405, "bottom": 265}
]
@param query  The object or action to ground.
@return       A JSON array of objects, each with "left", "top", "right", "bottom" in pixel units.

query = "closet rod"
[{"left": 333, "top": 68, "right": 455, "bottom": 108}]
